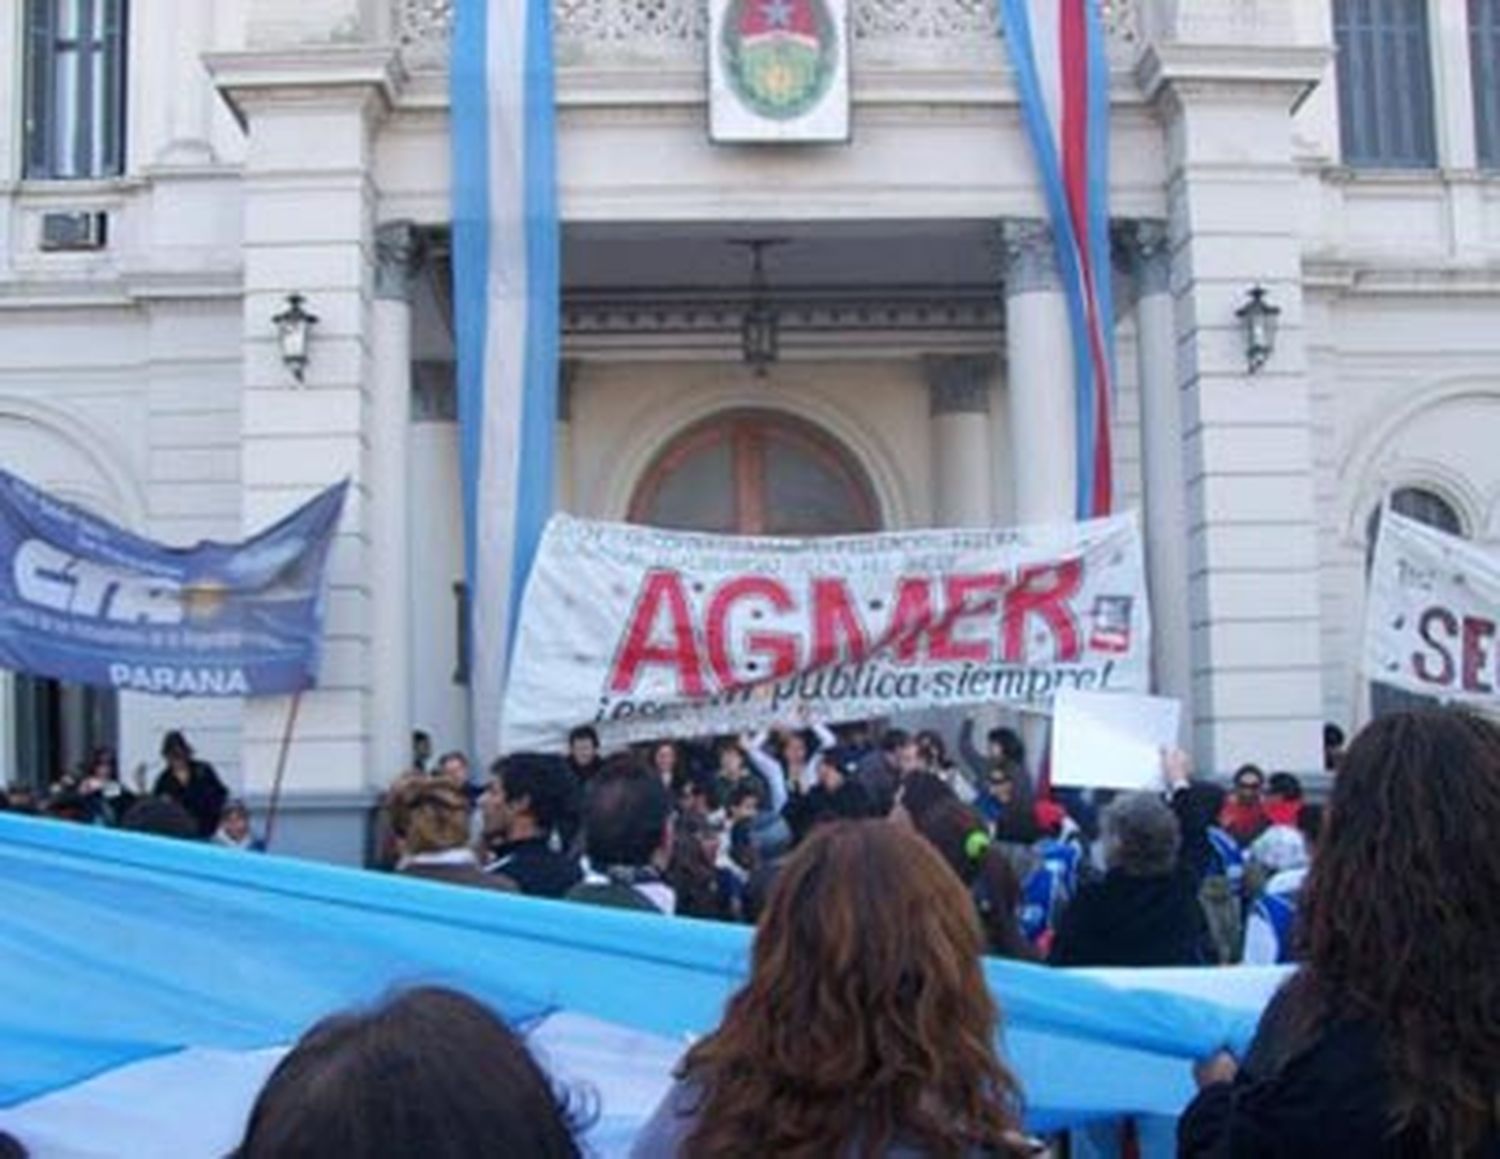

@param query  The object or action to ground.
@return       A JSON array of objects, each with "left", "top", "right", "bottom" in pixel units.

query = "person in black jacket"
[
  {"left": 1180, "top": 709, "right": 1500, "bottom": 1157},
  {"left": 1051, "top": 790, "right": 1213, "bottom": 968},
  {"left": 783, "top": 747, "right": 872, "bottom": 845},
  {"left": 151, "top": 730, "right": 227, "bottom": 839},
  {"left": 481, "top": 754, "right": 582, "bottom": 899}
]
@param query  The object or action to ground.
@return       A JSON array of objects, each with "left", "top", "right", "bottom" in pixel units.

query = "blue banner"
[{"left": 0, "top": 471, "right": 347, "bottom": 697}]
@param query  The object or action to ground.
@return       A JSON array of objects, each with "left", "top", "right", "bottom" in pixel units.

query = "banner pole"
[{"left": 262, "top": 691, "right": 303, "bottom": 850}]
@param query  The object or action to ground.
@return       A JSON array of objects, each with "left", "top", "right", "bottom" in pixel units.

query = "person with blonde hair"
[
  {"left": 388, "top": 778, "right": 517, "bottom": 895},
  {"left": 633, "top": 820, "right": 1037, "bottom": 1157}
]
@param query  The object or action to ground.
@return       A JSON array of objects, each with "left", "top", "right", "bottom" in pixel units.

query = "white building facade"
[{"left": 1, "top": 0, "right": 1497, "bottom": 861}]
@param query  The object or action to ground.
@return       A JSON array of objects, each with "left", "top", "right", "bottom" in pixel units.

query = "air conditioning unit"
[{"left": 39, "top": 211, "right": 109, "bottom": 252}]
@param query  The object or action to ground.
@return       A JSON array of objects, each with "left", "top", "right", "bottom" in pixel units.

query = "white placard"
[
  {"left": 1050, "top": 689, "right": 1182, "bottom": 792},
  {"left": 709, "top": 0, "right": 850, "bottom": 143}
]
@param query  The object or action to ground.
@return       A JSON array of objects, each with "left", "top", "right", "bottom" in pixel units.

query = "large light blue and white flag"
[
  {"left": 451, "top": 0, "right": 561, "bottom": 754},
  {"left": 0, "top": 816, "right": 1288, "bottom": 1156}
]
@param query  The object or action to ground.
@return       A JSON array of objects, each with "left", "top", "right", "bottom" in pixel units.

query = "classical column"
[
  {"left": 215, "top": 47, "right": 401, "bottom": 864},
  {"left": 556, "top": 360, "right": 578, "bottom": 512},
  {"left": 1143, "top": 25, "right": 1325, "bottom": 772},
  {"left": 371, "top": 220, "right": 421, "bottom": 782},
  {"left": 925, "top": 355, "right": 996, "bottom": 528},
  {"left": 1002, "top": 220, "right": 1077, "bottom": 526},
  {"left": 1002, "top": 221, "right": 1078, "bottom": 779},
  {"left": 1125, "top": 221, "right": 1194, "bottom": 738}
]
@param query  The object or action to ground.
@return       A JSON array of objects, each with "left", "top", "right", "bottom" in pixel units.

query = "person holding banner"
[
  {"left": 1181, "top": 710, "right": 1500, "bottom": 1155},
  {"left": 746, "top": 723, "right": 835, "bottom": 796}
]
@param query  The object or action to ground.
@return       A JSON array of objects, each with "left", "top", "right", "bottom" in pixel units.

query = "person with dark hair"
[
  {"left": 672, "top": 769, "right": 718, "bottom": 821},
  {"left": 960, "top": 719, "right": 1025, "bottom": 824},
  {"left": 77, "top": 745, "right": 137, "bottom": 827},
  {"left": 1322, "top": 721, "right": 1345, "bottom": 772},
  {"left": 481, "top": 756, "right": 582, "bottom": 899},
  {"left": 233, "top": 986, "right": 586, "bottom": 1158},
  {"left": 984, "top": 762, "right": 1043, "bottom": 844},
  {"left": 913, "top": 799, "right": 1036, "bottom": 960},
  {"left": 411, "top": 729, "right": 433, "bottom": 774},
  {"left": 633, "top": 821, "right": 1035, "bottom": 1157},
  {"left": 566, "top": 757, "right": 675, "bottom": 913},
  {"left": 1262, "top": 771, "right": 1304, "bottom": 828},
  {"left": 0, "top": 785, "right": 37, "bottom": 815},
  {"left": 889, "top": 769, "right": 957, "bottom": 830},
  {"left": 0, "top": 1129, "right": 27, "bottom": 1158},
  {"left": 566, "top": 726, "right": 603, "bottom": 783},
  {"left": 665, "top": 811, "right": 729, "bottom": 921},
  {"left": 960, "top": 718, "right": 1027, "bottom": 781},
  {"left": 152, "top": 730, "right": 228, "bottom": 838},
  {"left": 388, "top": 779, "right": 517, "bottom": 895},
  {"left": 1182, "top": 710, "right": 1500, "bottom": 1156},
  {"left": 1217, "top": 763, "right": 1270, "bottom": 846},
  {"left": 559, "top": 726, "right": 603, "bottom": 848},
  {"left": 42, "top": 790, "right": 91, "bottom": 823},
  {"left": 213, "top": 799, "right": 266, "bottom": 852},
  {"left": 712, "top": 735, "right": 789, "bottom": 858},
  {"left": 854, "top": 727, "right": 920, "bottom": 816},
  {"left": 435, "top": 750, "right": 472, "bottom": 791},
  {"left": 1296, "top": 801, "right": 1323, "bottom": 847},
  {"left": 781, "top": 747, "right": 872, "bottom": 845},
  {"left": 121, "top": 795, "right": 200, "bottom": 840},
  {"left": 647, "top": 741, "right": 681, "bottom": 792}
]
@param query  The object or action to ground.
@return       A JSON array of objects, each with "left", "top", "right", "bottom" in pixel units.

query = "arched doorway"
[{"left": 629, "top": 411, "right": 880, "bottom": 535}]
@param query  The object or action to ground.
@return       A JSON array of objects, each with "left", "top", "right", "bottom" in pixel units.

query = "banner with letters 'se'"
[
  {"left": 1365, "top": 509, "right": 1500, "bottom": 708},
  {"left": 501, "top": 512, "right": 1150, "bottom": 752},
  {"left": 0, "top": 470, "right": 347, "bottom": 698}
]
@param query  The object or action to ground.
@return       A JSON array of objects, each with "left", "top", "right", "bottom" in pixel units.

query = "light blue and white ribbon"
[{"left": 451, "top": 0, "right": 561, "bottom": 753}]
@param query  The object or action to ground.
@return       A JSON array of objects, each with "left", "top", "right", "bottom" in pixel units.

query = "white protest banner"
[
  {"left": 500, "top": 512, "right": 1150, "bottom": 752},
  {"left": 1364, "top": 509, "right": 1500, "bottom": 706},
  {"left": 1049, "top": 689, "right": 1182, "bottom": 792}
]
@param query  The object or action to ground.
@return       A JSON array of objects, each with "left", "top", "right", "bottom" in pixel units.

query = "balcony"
[{"left": 393, "top": 0, "right": 1141, "bottom": 72}]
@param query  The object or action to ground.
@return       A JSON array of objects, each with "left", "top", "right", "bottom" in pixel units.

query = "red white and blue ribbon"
[
  {"left": 1002, "top": 0, "right": 1117, "bottom": 519},
  {"left": 451, "top": 0, "right": 561, "bottom": 753}
]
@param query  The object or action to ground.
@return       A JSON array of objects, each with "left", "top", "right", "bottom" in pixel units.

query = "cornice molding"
[
  {"left": 1135, "top": 41, "right": 1330, "bottom": 111},
  {"left": 204, "top": 46, "right": 408, "bottom": 129}
]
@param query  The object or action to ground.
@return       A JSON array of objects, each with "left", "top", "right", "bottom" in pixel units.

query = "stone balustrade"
[{"left": 394, "top": 0, "right": 1139, "bottom": 70}]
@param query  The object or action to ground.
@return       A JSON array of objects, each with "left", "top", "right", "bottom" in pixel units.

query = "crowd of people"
[
  {"left": 3, "top": 710, "right": 1496, "bottom": 1156},
  {"left": 375, "top": 716, "right": 1338, "bottom": 987},
  {"left": 142, "top": 711, "right": 1500, "bottom": 1155},
  {"left": 0, "top": 728, "right": 260, "bottom": 851}
]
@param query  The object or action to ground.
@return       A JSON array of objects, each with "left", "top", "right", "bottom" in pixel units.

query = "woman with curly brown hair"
[
  {"left": 1180, "top": 709, "right": 1500, "bottom": 1156},
  {"left": 632, "top": 820, "right": 1037, "bottom": 1158}
]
